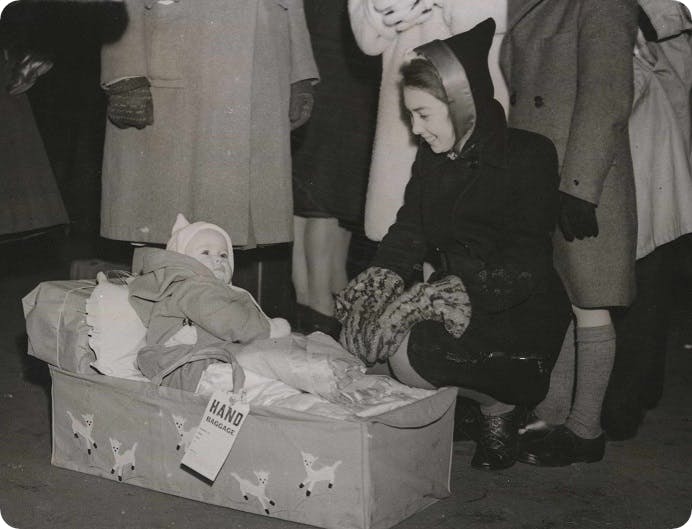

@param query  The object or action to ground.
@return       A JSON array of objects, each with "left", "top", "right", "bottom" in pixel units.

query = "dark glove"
[
  {"left": 289, "top": 79, "right": 314, "bottom": 130},
  {"left": 334, "top": 266, "right": 404, "bottom": 365},
  {"left": 558, "top": 191, "right": 598, "bottom": 242},
  {"left": 103, "top": 76, "right": 153, "bottom": 129},
  {"left": 6, "top": 51, "right": 53, "bottom": 95}
]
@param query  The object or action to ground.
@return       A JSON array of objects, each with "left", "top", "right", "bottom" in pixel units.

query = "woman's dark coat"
[{"left": 373, "top": 104, "right": 572, "bottom": 402}]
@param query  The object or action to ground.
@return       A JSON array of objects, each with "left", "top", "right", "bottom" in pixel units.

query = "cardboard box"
[{"left": 49, "top": 367, "right": 456, "bottom": 529}]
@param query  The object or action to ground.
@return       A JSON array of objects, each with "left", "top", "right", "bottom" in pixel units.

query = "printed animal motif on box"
[
  {"left": 171, "top": 413, "right": 196, "bottom": 452},
  {"left": 231, "top": 471, "right": 276, "bottom": 514},
  {"left": 299, "top": 452, "right": 342, "bottom": 497},
  {"left": 66, "top": 411, "right": 97, "bottom": 455},
  {"left": 109, "top": 438, "right": 138, "bottom": 482}
]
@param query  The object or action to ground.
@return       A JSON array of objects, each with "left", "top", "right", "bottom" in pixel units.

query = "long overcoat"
[
  {"left": 500, "top": 0, "right": 638, "bottom": 308},
  {"left": 1, "top": 54, "right": 68, "bottom": 235},
  {"left": 373, "top": 115, "right": 572, "bottom": 401},
  {"left": 100, "top": 0, "right": 318, "bottom": 246}
]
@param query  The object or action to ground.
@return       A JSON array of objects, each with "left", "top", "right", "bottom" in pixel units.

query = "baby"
[{"left": 129, "top": 213, "right": 290, "bottom": 351}]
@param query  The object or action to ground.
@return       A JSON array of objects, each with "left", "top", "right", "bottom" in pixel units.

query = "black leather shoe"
[
  {"left": 518, "top": 409, "right": 554, "bottom": 449},
  {"left": 518, "top": 425, "right": 605, "bottom": 467},
  {"left": 471, "top": 406, "right": 523, "bottom": 470}
]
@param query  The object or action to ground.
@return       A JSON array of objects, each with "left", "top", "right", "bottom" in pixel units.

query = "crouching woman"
[{"left": 336, "top": 19, "right": 572, "bottom": 470}]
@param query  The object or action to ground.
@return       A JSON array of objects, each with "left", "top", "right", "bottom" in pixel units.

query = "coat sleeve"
[
  {"left": 371, "top": 158, "right": 428, "bottom": 283},
  {"left": 348, "top": 0, "right": 398, "bottom": 55},
  {"left": 287, "top": 0, "right": 319, "bottom": 84},
  {"left": 175, "top": 278, "right": 271, "bottom": 344},
  {"left": 465, "top": 135, "right": 561, "bottom": 312},
  {"left": 100, "top": 0, "right": 148, "bottom": 85},
  {"left": 558, "top": 0, "right": 638, "bottom": 205}
]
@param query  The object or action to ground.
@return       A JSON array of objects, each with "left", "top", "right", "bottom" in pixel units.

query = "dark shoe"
[
  {"left": 470, "top": 406, "right": 523, "bottom": 470},
  {"left": 518, "top": 425, "right": 605, "bottom": 467},
  {"left": 295, "top": 304, "right": 342, "bottom": 340},
  {"left": 518, "top": 409, "right": 555, "bottom": 448}
]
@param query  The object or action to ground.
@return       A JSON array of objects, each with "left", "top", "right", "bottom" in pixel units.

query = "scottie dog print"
[
  {"left": 109, "top": 438, "right": 137, "bottom": 482},
  {"left": 171, "top": 413, "right": 196, "bottom": 452},
  {"left": 231, "top": 471, "right": 276, "bottom": 514},
  {"left": 66, "top": 411, "right": 97, "bottom": 455},
  {"left": 299, "top": 452, "right": 342, "bottom": 497}
]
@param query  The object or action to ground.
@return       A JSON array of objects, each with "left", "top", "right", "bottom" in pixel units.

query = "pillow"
[{"left": 86, "top": 272, "right": 148, "bottom": 380}]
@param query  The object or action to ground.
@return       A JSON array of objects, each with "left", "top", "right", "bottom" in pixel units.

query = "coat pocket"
[{"left": 144, "top": 0, "right": 187, "bottom": 87}]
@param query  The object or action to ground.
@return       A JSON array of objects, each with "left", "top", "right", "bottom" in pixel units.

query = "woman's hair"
[{"left": 400, "top": 57, "right": 449, "bottom": 103}]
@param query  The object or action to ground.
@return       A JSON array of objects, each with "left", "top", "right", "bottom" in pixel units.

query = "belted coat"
[{"left": 500, "top": 0, "right": 639, "bottom": 308}]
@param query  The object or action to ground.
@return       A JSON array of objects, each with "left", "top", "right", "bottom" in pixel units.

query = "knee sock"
[
  {"left": 565, "top": 324, "right": 616, "bottom": 439},
  {"left": 535, "top": 319, "right": 575, "bottom": 425}
]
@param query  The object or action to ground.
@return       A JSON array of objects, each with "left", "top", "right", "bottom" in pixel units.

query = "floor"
[{"left": 1, "top": 231, "right": 691, "bottom": 529}]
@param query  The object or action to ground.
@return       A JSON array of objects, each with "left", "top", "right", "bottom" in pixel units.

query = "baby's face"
[{"left": 184, "top": 229, "right": 232, "bottom": 283}]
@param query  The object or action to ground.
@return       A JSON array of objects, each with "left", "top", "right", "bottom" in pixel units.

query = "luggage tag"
[{"left": 181, "top": 390, "right": 249, "bottom": 482}]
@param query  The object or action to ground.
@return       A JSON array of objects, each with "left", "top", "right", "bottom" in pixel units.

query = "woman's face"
[{"left": 403, "top": 86, "right": 456, "bottom": 154}]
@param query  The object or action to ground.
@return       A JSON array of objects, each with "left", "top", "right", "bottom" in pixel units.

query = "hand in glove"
[
  {"left": 558, "top": 191, "right": 598, "bottom": 242},
  {"left": 289, "top": 79, "right": 315, "bottom": 130},
  {"left": 334, "top": 266, "right": 404, "bottom": 365},
  {"left": 103, "top": 76, "right": 154, "bottom": 130},
  {"left": 6, "top": 51, "right": 53, "bottom": 96}
]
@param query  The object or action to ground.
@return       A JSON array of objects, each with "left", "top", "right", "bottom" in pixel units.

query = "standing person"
[
  {"left": 348, "top": 0, "right": 509, "bottom": 242},
  {"left": 500, "top": 0, "right": 639, "bottom": 466},
  {"left": 604, "top": 0, "right": 692, "bottom": 440},
  {"left": 336, "top": 19, "right": 572, "bottom": 470},
  {"left": 0, "top": 6, "right": 68, "bottom": 238},
  {"left": 291, "top": 0, "right": 380, "bottom": 337},
  {"left": 99, "top": 0, "right": 318, "bottom": 247}
]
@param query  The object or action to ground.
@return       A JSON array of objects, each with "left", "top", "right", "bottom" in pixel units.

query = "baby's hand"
[{"left": 269, "top": 317, "right": 291, "bottom": 338}]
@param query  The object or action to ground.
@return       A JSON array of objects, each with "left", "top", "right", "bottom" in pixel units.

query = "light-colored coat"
[
  {"left": 500, "top": 0, "right": 638, "bottom": 307},
  {"left": 630, "top": 0, "right": 692, "bottom": 259},
  {"left": 100, "top": 0, "right": 318, "bottom": 246},
  {"left": 348, "top": 0, "right": 509, "bottom": 241}
]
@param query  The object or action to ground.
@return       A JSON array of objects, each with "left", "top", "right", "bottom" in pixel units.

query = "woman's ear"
[{"left": 171, "top": 213, "right": 190, "bottom": 234}]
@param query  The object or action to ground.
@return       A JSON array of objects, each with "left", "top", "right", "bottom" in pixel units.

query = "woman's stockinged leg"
[
  {"left": 389, "top": 333, "right": 520, "bottom": 470},
  {"left": 292, "top": 216, "right": 309, "bottom": 306},
  {"left": 306, "top": 217, "right": 340, "bottom": 316}
]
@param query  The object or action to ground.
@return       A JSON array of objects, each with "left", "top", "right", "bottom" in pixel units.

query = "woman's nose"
[{"left": 410, "top": 115, "right": 422, "bottom": 135}]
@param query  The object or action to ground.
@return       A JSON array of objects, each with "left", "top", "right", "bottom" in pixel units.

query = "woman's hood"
[{"left": 414, "top": 18, "right": 504, "bottom": 156}]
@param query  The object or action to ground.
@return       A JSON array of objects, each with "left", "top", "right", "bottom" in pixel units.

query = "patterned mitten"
[
  {"left": 375, "top": 281, "right": 436, "bottom": 361},
  {"left": 428, "top": 275, "right": 472, "bottom": 338},
  {"left": 104, "top": 76, "right": 154, "bottom": 129},
  {"left": 335, "top": 266, "right": 404, "bottom": 365},
  {"left": 375, "top": 275, "right": 472, "bottom": 361}
]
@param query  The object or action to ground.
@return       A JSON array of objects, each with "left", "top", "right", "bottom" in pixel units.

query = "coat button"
[
  {"left": 510, "top": 92, "right": 517, "bottom": 106},
  {"left": 534, "top": 96, "right": 544, "bottom": 108}
]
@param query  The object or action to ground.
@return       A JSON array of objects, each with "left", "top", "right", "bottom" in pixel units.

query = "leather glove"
[
  {"left": 6, "top": 51, "right": 53, "bottom": 96},
  {"left": 558, "top": 191, "right": 598, "bottom": 242},
  {"left": 103, "top": 76, "right": 154, "bottom": 130},
  {"left": 289, "top": 79, "right": 314, "bottom": 130},
  {"left": 334, "top": 266, "right": 404, "bottom": 365}
]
